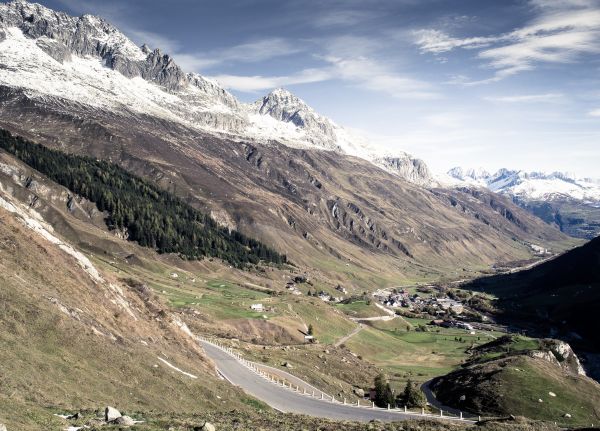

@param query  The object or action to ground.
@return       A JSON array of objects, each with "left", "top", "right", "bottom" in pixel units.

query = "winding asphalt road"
[{"left": 200, "top": 340, "right": 472, "bottom": 423}]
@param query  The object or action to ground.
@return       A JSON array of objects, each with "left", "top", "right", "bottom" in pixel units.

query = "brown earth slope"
[{"left": 0, "top": 87, "right": 577, "bottom": 289}]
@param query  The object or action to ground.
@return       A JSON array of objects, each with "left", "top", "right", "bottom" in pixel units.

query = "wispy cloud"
[
  {"left": 415, "top": 0, "right": 600, "bottom": 82},
  {"left": 189, "top": 38, "right": 303, "bottom": 71},
  {"left": 208, "top": 68, "right": 333, "bottom": 92},
  {"left": 485, "top": 93, "right": 564, "bottom": 103},
  {"left": 210, "top": 35, "right": 439, "bottom": 99},
  {"left": 588, "top": 108, "right": 600, "bottom": 117},
  {"left": 312, "top": 9, "right": 379, "bottom": 28},
  {"left": 324, "top": 55, "right": 438, "bottom": 99},
  {"left": 414, "top": 29, "right": 496, "bottom": 53}
]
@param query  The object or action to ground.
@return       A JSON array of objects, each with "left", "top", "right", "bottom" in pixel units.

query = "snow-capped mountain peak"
[
  {"left": 0, "top": 1, "right": 434, "bottom": 186},
  {"left": 447, "top": 167, "right": 600, "bottom": 204},
  {"left": 248, "top": 89, "right": 434, "bottom": 185}
]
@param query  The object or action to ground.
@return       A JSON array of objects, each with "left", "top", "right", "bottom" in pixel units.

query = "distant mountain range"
[{"left": 447, "top": 167, "right": 600, "bottom": 239}]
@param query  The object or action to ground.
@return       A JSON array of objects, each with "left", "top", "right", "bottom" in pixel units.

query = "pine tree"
[
  {"left": 398, "top": 379, "right": 426, "bottom": 408},
  {"left": 374, "top": 374, "right": 395, "bottom": 408}
]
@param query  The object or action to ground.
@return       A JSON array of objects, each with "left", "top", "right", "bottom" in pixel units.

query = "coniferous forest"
[{"left": 0, "top": 130, "right": 287, "bottom": 267}]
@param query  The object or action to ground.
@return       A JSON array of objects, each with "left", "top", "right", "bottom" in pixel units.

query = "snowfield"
[{"left": 447, "top": 167, "right": 600, "bottom": 204}]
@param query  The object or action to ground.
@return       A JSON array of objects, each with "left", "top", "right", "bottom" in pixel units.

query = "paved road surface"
[
  {"left": 200, "top": 340, "right": 472, "bottom": 423},
  {"left": 421, "top": 380, "right": 463, "bottom": 417}
]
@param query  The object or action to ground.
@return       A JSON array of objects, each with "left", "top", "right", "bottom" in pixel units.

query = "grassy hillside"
[
  {"left": 465, "top": 236, "right": 600, "bottom": 352},
  {"left": 0, "top": 207, "right": 265, "bottom": 430},
  {"left": 431, "top": 336, "right": 600, "bottom": 428}
]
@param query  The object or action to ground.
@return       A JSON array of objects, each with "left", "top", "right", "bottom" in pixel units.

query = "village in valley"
[{"left": 248, "top": 272, "right": 501, "bottom": 343}]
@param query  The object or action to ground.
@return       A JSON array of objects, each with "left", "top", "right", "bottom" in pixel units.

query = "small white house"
[{"left": 250, "top": 303, "right": 264, "bottom": 312}]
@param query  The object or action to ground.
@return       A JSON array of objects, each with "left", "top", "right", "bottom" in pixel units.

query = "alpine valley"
[{"left": 0, "top": 1, "right": 598, "bottom": 430}]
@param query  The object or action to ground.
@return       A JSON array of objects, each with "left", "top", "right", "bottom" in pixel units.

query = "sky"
[{"left": 37, "top": 0, "right": 600, "bottom": 177}]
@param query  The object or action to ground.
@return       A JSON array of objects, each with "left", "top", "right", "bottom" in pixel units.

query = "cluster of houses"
[
  {"left": 314, "top": 291, "right": 343, "bottom": 303},
  {"left": 375, "top": 289, "right": 464, "bottom": 316},
  {"left": 285, "top": 280, "right": 303, "bottom": 296},
  {"left": 431, "top": 319, "right": 474, "bottom": 331}
]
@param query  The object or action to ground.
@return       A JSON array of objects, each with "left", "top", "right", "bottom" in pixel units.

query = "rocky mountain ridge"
[
  {"left": 447, "top": 167, "right": 600, "bottom": 239},
  {"left": 447, "top": 167, "right": 600, "bottom": 203},
  {"left": 0, "top": 0, "right": 434, "bottom": 186}
]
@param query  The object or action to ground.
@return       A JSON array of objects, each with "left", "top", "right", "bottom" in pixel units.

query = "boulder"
[
  {"left": 0, "top": 423, "right": 7, "bottom": 431},
  {"left": 548, "top": 392, "right": 556, "bottom": 397},
  {"left": 112, "top": 416, "right": 135, "bottom": 426},
  {"left": 353, "top": 387, "right": 365, "bottom": 397},
  {"left": 105, "top": 406, "right": 122, "bottom": 421},
  {"left": 201, "top": 422, "right": 216, "bottom": 431},
  {"left": 564, "top": 413, "right": 572, "bottom": 418}
]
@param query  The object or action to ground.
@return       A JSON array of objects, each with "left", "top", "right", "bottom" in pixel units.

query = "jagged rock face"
[
  {"left": 35, "top": 37, "right": 71, "bottom": 63},
  {"left": 0, "top": 0, "right": 240, "bottom": 104},
  {"left": 252, "top": 89, "right": 435, "bottom": 186},
  {"left": 0, "top": 1, "right": 435, "bottom": 186},
  {"left": 372, "top": 155, "right": 433, "bottom": 187},
  {"left": 0, "top": 2, "right": 144, "bottom": 63},
  {"left": 253, "top": 88, "right": 338, "bottom": 148},
  {"left": 530, "top": 339, "right": 586, "bottom": 376}
]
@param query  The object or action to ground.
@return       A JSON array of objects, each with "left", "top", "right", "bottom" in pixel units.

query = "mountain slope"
[
  {"left": 0, "top": 129, "right": 286, "bottom": 266},
  {"left": 0, "top": 117, "right": 587, "bottom": 431},
  {"left": 0, "top": 177, "right": 261, "bottom": 430},
  {"left": 464, "top": 236, "right": 600, "bottom": 354},
  {"left": 250, "top": 88, "right": 434, "bottom": 185},
  {"left": 0, "top": 0, "right": 432, "bottom": 186},
  {"left": 0, "top": 0, "right": 578, "bottom": 288},
  {"left": 448, "top": 168, "right": 600, "bottom": 203},
  {"left": 447, "top": 168, "right": 600, "bottom": 239},
  {"left": 431, "top": 336, "right": 600, "bottom": 427}
]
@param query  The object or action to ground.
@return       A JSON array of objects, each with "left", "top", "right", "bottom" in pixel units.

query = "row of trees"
[
  {"left": 373, "top": 374, "right": 426, "bottom": 408},
  {"left": 0, "top": 130, "right": 287, "bottom": 267}
]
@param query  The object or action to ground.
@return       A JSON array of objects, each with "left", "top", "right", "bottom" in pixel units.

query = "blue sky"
[{"left": 39, "top": 0, "right": 600, "bottom": 177}]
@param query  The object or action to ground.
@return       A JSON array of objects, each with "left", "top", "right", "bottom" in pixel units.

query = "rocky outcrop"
[
  {"left": 530, "top": 339, "right": 586, "bottom": 376},
  {"left": 105, "top": 406, "right": 121, "bottom": 422},
  {"left": 254, "top": 88, "right": 337, "bottom": 145},
  {"left": 200, "top": 422, "right": 216, "bottom": 431},
  {"left": 112, "top": 415, "right": 135, "bottom": 426},
  {"left": 35, "top": 37, "right": 71, "bottom": 63},
  {"left": 372, "top": 155, "right": 434, "bottom": 187},
  {"left": 0, "top": 1, "right": 239, "bottom": 102}
]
